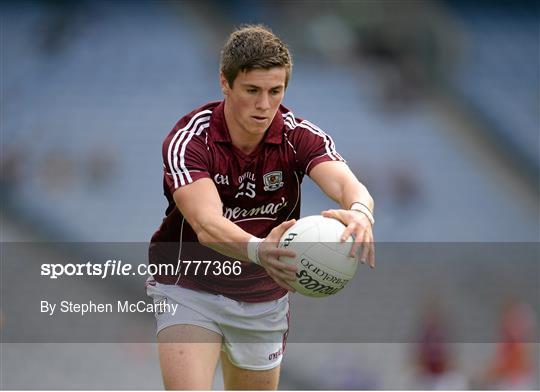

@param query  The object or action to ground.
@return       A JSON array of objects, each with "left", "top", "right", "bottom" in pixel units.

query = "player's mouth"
[{"left": 251, "top": 115, "right": 267, "bottom": 123}]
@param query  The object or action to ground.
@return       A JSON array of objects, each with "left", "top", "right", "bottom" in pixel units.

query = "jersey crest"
[{"left": 263, "top": 171, "right": 284, "bottom": 191}]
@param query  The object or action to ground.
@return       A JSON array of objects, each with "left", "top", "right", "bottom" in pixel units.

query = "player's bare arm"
[
  {"left": 173, "top": 178, "right": 298, "bottom": 290},
  {"left": 309, "top": 161, "right": 376, "bottom": 267}
]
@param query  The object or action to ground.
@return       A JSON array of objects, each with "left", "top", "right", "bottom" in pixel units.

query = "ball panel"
[
  {"left": 279, "top": 224, "right": 318, "bottom": 257},
  {"left": 304, "top": 243, "right": 358, "bottom": 278},
  {"left": 315, "top": 216, "right": 352, "bottom": 243}
]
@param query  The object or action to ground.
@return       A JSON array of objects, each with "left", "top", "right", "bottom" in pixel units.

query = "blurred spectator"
[
  {"left": 334, "top": 0, "right": 461, "bottom": 108},
  {"left": 413, "top": 300, "right": 467, "bottom": 389},
  {"left": 479, "top": 300, "right": 537, "bottom": 389},
  {"left": 36, "top": 0, "right": 90, "bottom": 56},
  {"left": 388, "top": 162, "right": 423, "bottom": 213}
]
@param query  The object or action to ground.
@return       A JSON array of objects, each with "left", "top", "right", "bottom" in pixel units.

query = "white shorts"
[{"left": 146, "top": 281, "right": 290, "bottom": 370}]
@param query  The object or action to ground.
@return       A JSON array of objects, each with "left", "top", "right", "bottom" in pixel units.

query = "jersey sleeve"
[
  {"left": 288, "top": 119, "right": 345, "bottom": 175},
  {"left": 162, "top": 125, "right": 211, "bottom": 195}
]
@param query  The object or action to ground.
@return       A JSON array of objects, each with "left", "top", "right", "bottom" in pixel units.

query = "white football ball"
[{"left": 278, "top": 215, "right": 358, "bottom": 297}]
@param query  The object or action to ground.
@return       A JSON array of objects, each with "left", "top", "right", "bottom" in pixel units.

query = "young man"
[{"left": 147, "top": 24, "right": 375, "bottom": 390}]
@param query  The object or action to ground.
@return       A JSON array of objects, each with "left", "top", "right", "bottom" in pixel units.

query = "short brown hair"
[{"left": 220, "top": 24, "right": 293, "bottom": 88}]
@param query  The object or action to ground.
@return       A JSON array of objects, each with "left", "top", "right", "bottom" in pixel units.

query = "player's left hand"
[{"left": 321, "top": 209, "right": 375, "bottom": 268}]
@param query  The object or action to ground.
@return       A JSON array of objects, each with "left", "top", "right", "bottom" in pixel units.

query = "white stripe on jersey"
[
  {"left": 178, "top": 121, "right": 210, "bottom": 185},
  {"left": 301, "top": 119, "right": 342, "bottom": 160},
  {"left": 173, "top": 116, "right": 210, "bottom": 186},
  {"left": 283, "top": 116, "right": 295, "bottom": 130},
  {"left": 167, "top": 109, "right": 211, "bottom": 188},
  {"left": 282, "top": 112, "right": 342, "bottom": 161}
]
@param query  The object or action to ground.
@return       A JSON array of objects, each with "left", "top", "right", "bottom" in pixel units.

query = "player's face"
[{"left": 221, "top": 67, "right": 286, "bottom": 138}]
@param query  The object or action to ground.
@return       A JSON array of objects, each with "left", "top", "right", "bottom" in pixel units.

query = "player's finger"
[
  {"left": 341, "top": 223, "right": 356, "bottom": 243},
  {"left": 271, "top": 258, "right": 298, "bottom": 273},
  {"left": 280, "top": 266, "right": 298, "bottom": 281},
  {"left": 369, "top": 237, "right": 376, "bottom": 268},
  {"left": 275, "top": 268, "right": 297, "bottom": 282},
  {"left": 269, "top": 247, "right": 296, "bottom": 259},
  {"left": 321, "top": 209, "right": 340, "bottom": 219},
  {"left": 282, "top": 219, "right": 297, "bottom": 226},
  {"left": 349, "top": 228, "right": 366, "bottom": 259},
  {"left": 322, "top": 209, "right": 344, "bottom": 220},
  {"left": 265, "top": 254, "right": 297, "bottom": 272},
  {"left": 349, "top": 240, "right": 366, "bottom": 264},
  {"left": 261, "top": 247, "right": 294, "bottom": 264},
  {"left": 286, "top": 273, "right": 297, "bottom": 282},
  {"left": 359, "top": 231, "right": 370, "bottom": 264},
  {"left": 347, "top": 227, "right": 364, "bottom": 258}
]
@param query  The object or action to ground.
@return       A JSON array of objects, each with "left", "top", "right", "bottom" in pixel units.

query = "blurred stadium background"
[{"left": 1, "top": 0, "right": 538, "bottom": 389}]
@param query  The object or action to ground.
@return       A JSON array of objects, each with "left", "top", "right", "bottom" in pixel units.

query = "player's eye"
[
  {"left": 271, "top": 89, "right": 281, "bottom": 95},
  {"left": 247, "top": 88, "right": 257, "bottom": 94}
]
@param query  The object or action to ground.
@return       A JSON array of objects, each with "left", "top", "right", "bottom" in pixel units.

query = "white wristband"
[
  {"left": 247, "top": 236, "right": 264, "bottom": 265},
  {"left": 350, "top": 202, "right": 375, "bottom": 225}
]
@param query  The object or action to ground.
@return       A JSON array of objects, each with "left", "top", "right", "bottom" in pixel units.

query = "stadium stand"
[{"left": 2, "top": 1, "right": 538, "bottom": 389}]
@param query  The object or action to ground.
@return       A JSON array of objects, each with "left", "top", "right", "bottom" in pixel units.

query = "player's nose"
[{"left": 255, "top": 93, "right": 271, "bottom": 110}]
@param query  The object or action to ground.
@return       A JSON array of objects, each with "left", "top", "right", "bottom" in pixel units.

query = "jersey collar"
[{"left": 210, "top": 101, "right": 284, "bottom": 144}]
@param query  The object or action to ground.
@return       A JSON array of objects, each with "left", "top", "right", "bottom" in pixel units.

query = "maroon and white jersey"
[{"left": 150, "top": 101, "right": 344, "bottom": 302}]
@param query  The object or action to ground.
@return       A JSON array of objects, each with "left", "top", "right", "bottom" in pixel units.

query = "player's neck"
[{"left": 229, "top": 132, "right": 263, "bottom": 155}]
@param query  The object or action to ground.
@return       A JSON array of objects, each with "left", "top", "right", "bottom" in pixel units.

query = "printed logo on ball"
[
  {"left": 282, "top": 232, "right": 297, "bottom": 247},
  {"left": 295, "top": 258, "right": 349, "bottom": 296}
]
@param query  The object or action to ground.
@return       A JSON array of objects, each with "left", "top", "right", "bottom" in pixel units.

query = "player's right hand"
[{"left": 258, "top": 220, "right": 298, "bottom": 292}]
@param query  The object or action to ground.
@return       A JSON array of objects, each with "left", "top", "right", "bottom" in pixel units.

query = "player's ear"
[{"left": 220, "top": 73, "right": 231, "bottom": 96}]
